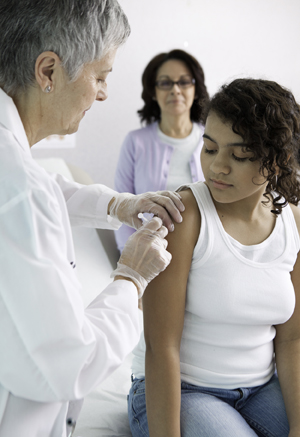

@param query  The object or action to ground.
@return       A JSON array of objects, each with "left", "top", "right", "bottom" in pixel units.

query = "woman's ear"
[{"left": 35, "top": 51, "right": 61, "bottom": 93}]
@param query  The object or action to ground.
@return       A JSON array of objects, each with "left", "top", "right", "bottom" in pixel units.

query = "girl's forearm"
[
  {"left": 145, "top": 349, "right": 182, "bottom": 437},
  {"left": 275, "top": 339, "right": 300, "bottom": 431}
]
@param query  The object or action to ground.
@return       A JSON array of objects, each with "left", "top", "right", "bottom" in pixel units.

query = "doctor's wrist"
[
  {"left": 113, "top": 275, "right": 138, "bottom": 291},
  {"left": 107, "top": 197, "right": 115, "bottom": 215}
]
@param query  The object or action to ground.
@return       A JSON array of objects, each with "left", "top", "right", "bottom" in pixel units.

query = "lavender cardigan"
[{"left": 114, "top": 122, "right": 204, "bottom": 252}]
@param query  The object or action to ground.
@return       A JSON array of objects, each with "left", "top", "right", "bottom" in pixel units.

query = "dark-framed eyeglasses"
[{"left": 155, "top": 75, "right": 195, "bottom": 91}]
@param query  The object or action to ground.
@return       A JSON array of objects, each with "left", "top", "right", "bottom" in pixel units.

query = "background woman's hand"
[
  {"left": 108, "top": 191, "right": 185, "bottom": 232},
  {"left": 111, "top": 217, "right": 172, "bottom": 297}
]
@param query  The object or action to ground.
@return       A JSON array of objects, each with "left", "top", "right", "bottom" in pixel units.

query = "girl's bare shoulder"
[
  {"left": 177, "top": 186, "right": 201, "bottom": 217},
  {"left": 169, "top": 187, "right": 201, "bottom": 249},
  {"left": 289, "top": 203, "right": 300, "bottom": 236}
]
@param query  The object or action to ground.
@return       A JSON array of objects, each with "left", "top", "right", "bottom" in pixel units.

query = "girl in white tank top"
[{"left": 128, "top": 78, "right": 300, "bottom": 437}]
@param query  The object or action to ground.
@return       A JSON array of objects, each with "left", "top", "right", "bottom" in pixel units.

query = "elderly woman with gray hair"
[{"left": 0, "top": 1, "right": 185, "bottom": 436}]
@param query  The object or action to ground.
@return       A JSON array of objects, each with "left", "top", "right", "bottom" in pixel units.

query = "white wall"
[{"left": 32, "top": 0, "right": 300, "bottom": 188}]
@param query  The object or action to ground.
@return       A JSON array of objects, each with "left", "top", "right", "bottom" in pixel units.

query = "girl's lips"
[{"left": 211, "top": 179, "right": 233, "bottom": 190}]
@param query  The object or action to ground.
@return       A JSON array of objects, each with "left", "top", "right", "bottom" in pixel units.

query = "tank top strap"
[
  {"left": 177, "top": 182, "right": 216, "bottom": 267},
  {"left": 282, "top": 204, "right": 300, "bottom": 253}
]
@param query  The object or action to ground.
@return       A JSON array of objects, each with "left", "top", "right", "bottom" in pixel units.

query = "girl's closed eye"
[
  {"left": 232, "top": 154, "right": 248, "bottom": 162},
  {"left": 232, "top": 148, "right": 255, "bottom": 162}
]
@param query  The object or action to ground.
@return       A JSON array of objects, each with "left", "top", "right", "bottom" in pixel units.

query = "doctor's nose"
[{"left": 97, "top": 85, "right": 108, "bottom": 102}]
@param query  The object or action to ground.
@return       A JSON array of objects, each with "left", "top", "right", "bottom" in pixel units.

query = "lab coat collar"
[{"left": 0, "top": 87, "right": 31, "bottom": 154}]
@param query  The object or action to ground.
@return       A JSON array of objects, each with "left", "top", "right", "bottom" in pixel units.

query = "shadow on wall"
[
  {"left": 96, "top": 228, "right": 119, "bottom": 270},
  {"left": 68, "top": 162, "right": 120, "bottom": 270}
]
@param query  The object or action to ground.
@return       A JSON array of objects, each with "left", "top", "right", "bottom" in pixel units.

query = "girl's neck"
[
  {"left": 159, "top": 116, "right": 193, "bottom": 139},
  {"left": 213, "top": 192, "right": 272, "bottom": 223},
  {"left": 209, "top": 190, "right": 276, "bottom": 246}
]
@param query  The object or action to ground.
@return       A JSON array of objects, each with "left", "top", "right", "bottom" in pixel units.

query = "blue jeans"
[{"left": 128, "top": 374, "right": 289, "bottom": 436}]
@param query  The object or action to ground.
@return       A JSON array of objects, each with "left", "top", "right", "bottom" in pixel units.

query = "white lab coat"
[{"left": 0, "top": 88, "right": 140, "bottom": 436}]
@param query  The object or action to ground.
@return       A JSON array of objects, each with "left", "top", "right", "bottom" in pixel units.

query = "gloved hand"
[
  {"left": 108, "top": 191, "right": 185, "bottom": 233},
  {"left": 110, "top": 217, "right": 171, "bottom": 298}
]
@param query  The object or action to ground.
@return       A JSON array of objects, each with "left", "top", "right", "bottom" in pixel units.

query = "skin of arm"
[
  {"left": 274, "top": 204, "right": 300, "bottom": 437},
  {"left": 142, "top": 188, "right": 200, "bottom": 437}
]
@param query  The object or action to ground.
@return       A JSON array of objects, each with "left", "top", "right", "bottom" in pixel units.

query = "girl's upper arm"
[
  {"left": 143, "top": 188, "right": 201, "bottom": 352},
  {"left": 276, "top": 204, "right": 300, "bottom": 343}
]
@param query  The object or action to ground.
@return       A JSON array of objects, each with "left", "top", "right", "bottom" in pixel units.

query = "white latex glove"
[
  {"left": 108, "top": 191, "right": 185, "bottom": 233},
  {"left": 110, "top": 217, "right": 171, "bottom": 298}
]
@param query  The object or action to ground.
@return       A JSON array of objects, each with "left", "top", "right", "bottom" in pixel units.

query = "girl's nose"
[{"left": 210, "top": 153, "right": 231, "bottom": 175}]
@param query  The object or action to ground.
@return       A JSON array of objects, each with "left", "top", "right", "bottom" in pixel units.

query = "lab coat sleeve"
[
  {"left": 0, "top": 185, "right": 140, "bottom": 402},
  {"left": 114, "top": 133, "right": 136, "bottom": 252},
  {"left": 51, "top": 172, "right": 121, "bottom": 230}
]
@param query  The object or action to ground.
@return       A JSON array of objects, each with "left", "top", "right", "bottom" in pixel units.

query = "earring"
[
  {"left": 271, "top": 174, "right": 278, "bottom": 191},
  {"left": 44, "top": 85, "right": 52, "bottom": 93}
]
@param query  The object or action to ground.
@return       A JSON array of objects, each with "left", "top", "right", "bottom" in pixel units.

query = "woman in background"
[
  {"left": 128, "top": 78, "right": 300, "bottom": 437},
  {"left": 114, "top": 49, "right": 209, "bottom": 252}
]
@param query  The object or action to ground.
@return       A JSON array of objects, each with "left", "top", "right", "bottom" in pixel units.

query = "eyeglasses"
[{"left": 155, "top": 75, "right": 195, "bottom": 91}]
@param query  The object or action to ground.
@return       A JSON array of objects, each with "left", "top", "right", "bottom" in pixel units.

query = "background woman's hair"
[
  {"left": 0, "top": 0, "right": 130, "bottom": 96},
  {"left": 138, "top": 49, "right": 209, "bottom": 125},
  {"left": 202, "top": 78, "right": 300, "bottom": 215}
]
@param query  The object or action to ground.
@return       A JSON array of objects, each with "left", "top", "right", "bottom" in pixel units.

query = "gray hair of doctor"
[{"left": 0, "top": 0, "right": 130, "bottom": 96}]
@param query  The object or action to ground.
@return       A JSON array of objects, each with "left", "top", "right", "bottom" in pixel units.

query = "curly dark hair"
[
  {"left": 137, "top": 49, "right": 209, "bottom": 125},
  {"left": 202, "top": 78, "right": 300, "bottom": 215}
]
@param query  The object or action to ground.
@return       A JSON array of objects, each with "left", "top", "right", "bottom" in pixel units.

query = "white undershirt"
[
  {"left": 157, "top": 124, "right": 201, "bottom": 191},
  {"left": 226, "top": 216, "right": 284, "bottom": 262},
  {"left": 131, "top": 182, "right": 298, "bottom": 389}
]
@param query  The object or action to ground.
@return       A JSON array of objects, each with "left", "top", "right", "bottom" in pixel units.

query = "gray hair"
[{"left": 0, "top": 0, "right": 130, "bottom": 96}]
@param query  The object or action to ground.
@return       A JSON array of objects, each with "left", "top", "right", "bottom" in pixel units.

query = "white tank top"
[{"left": 132, "top": 182, "right": 300, "bottom": 389}]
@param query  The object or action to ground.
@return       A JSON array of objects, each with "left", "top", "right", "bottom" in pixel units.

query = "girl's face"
[
  {"left": 154, "top": 59, "right": 195, "bottom": 120},
  {"left": 201, "top": 112, "right": 268, "bottom": 207}
]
